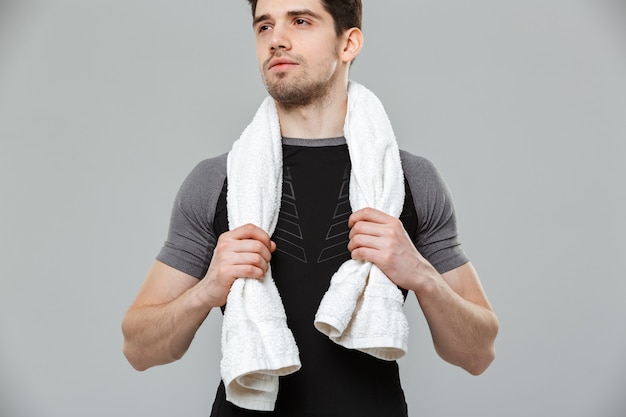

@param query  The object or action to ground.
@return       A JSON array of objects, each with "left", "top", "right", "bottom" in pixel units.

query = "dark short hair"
[{"left": 246, "top": 0, "right": 362, "bottom": 36}]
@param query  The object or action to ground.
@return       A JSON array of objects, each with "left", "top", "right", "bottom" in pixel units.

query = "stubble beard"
[{"left": 262, "top": 52, "right": 338, "bottom": 110}]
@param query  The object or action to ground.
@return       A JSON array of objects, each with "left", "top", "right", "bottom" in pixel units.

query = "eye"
[
  {"left": 258, "top": 24, "right": 272, "bottom": 33},
  {"left": 294, "top": 18, "right": 309, "bottom": 26}
]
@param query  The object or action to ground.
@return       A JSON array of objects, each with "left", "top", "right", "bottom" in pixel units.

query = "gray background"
[{"left": 1, "top": 0, "right": 625, "bottom": 416}]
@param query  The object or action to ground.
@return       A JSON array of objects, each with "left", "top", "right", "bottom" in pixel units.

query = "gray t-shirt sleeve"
[
  {"left": 156, "top": 153, "right": 228, "bottom": 279},
  {"left": 400, "top": 150, "right": 469, "bottom": 274}
]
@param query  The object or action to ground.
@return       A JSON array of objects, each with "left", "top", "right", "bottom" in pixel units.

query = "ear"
[{"left": 340, "top": 27, "right": 363, "bottom": 64}]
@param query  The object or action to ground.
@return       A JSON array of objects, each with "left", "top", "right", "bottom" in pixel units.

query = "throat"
[{"left": 276, "top": 96, "right": 347, "bottom": 140}]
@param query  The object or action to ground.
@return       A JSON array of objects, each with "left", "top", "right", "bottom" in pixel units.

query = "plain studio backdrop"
[{"left": 1, "top": 0, "right": 625, "bottom": 416}]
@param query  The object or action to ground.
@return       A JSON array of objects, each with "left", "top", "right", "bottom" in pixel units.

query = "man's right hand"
[
  {"left": 200, "top": 223, "right": 276, "bottom": 308},
  {"left": 122, "top": 223, "right": 275, "bottom": 370}
]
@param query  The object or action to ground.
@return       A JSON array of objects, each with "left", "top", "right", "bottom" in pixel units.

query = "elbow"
[
  {"left": 121, "top": 318, "right": 151, "bottom": 372},
  {"left": 122, "top": 341, "right": 150, "bottom": 372},
  {"left": 437, "top": 343, "right": 496, "bottom": 376},
  {"left": 465, "top": 345, "right": 496, "bottom": 376},
  {"left": 121, "top": 319, "right": 182, "bottom": 372},
  {"left": 465, "top": 317, "right": 499, "bottom": 376}
]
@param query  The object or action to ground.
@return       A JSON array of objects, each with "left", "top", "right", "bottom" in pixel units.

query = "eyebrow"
[{"left": 253, "top": 9, "right": 323, "bottom": 27}]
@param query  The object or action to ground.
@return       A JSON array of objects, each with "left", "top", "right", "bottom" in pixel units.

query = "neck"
[{"left": 276, "top": 82, "right": 349, "bottom": 139}]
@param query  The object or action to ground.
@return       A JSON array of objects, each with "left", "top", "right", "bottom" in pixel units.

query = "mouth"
[{"left": 267, "top": 58, "right": 299, "bottom": 72}]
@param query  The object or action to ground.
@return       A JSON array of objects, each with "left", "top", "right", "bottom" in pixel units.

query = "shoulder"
[
  {"left": 173, "top": 153, "right": 228, "bottom": 219},
  {"left": 185, "top": 153, "right": 228, "bottom": 183},
  {"left": 399, "top": 150, "right": 448, "bottom": 193},
  {"left": 399, "top": 149, "right": 434, "bottom": 171},
  {"left": 178, "top": 153, "right": 228, "bottom": 196}
]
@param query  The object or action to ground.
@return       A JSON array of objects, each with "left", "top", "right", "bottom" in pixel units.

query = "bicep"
[
  {"left": 441, "top": 262, "right": 494, "bottom": 311},
  {"left": 129, "top": 260, "right": 200, "bottom": 309}
]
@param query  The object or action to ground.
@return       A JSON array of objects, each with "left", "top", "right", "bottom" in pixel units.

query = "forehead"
[{"left": 254, "top": 0, "right": 327, "bottom": 17}]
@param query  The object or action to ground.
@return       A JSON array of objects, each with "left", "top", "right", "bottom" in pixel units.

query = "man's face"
[{"left": 253, "top": 0, "right": 343, "bottom": 108}]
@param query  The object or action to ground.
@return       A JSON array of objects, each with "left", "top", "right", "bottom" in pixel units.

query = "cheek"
[
  {"left": 256, "top": 42, "right": 269, "bottom": 66},
  {"left": 318, "top": 53, "right": 339, "bottom": 76},
  {"left": 314, "top": 42, "right": 342, "bottom": 72},
  {"left": 325, "top": 60, "right": 338, "bottom": 77}
]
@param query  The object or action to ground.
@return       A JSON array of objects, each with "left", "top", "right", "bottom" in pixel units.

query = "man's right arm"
[{"left": 121, "top": 224, "right": 276, "bottom": 371}]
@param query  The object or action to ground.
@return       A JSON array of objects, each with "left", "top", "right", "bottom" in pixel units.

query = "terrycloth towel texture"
[
  {"left": 223, "top": 98, "right": 301, "bottom": 412},
  {"left": 223, "top": 81, "right": 409, "bottom": 411},
  {"left": 313, "top": 82, "right": 409, "bottom": 360}
]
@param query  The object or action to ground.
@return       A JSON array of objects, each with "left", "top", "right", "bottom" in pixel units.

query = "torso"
[{"left": 210, "top": 139, "right": 413, "bottom": 417}]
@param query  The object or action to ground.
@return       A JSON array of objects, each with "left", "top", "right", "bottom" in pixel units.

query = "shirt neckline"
[{"left": 282, "top": 137, "right": 346, "bottom": 147}]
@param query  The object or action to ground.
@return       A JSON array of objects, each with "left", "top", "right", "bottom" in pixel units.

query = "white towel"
[
  {"left": 223, "top": 81, "right": 408, "bottom": 411},
  {"left": 313, "top": 82, "right": 409, "bottom": 360},
  {"left": 223, "top": 98, "right": 301, "bottom": 411}
]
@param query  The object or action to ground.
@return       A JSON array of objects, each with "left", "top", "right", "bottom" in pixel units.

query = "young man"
[{"left": 122, "top": 0, "right": 498, "bottom": 415}]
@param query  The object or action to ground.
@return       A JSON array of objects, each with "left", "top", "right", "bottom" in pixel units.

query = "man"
[{"left": 122, "top": 0, "right": 498, "bottom": 416}]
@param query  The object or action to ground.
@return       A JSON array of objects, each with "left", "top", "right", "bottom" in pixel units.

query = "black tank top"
[{"left": 210, "top": 141, "right": 416, "bottom": 417}]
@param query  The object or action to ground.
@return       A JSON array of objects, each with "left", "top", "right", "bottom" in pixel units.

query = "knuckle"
[
  {"left": 243, "top": 223, "right": 256, "bottom": 230},
  {"left": 380, "top": 252, "right": 393, "bottom": 265},
  {"left": 253, "top": 240, "right": 267, "bottom": 253},
  {"left": 241, "top": 223, "right": 258, "bottom": 235},
  {"left": 253, "top": 253, "right": 266, "bottom": 267},
  {"left": 243, "top": 265, "right": 258, "bottom": 278}
]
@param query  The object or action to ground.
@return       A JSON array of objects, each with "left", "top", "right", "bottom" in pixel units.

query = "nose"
[{"left": 269, "top": 24, "right": 291, "bottom": 51}]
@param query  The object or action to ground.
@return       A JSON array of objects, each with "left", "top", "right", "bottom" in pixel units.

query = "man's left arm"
[{"left": 348, "top": 208, "right": 498, "bottom": 375}]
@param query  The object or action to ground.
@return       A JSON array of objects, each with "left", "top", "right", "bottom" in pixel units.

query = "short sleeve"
[
  {"left": 400, "top": 151, "right": 469, "bottom": 274},
  {"left": 156, "top": 153, "right": 228, "bottom": 279}
]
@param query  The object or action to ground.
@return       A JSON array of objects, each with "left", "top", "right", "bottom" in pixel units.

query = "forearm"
[
  {"left": 415, "top": 269, "right": 498, "bottom": 375},
  {"left": 122, "top": 226, "right": 276, "bottom": 371},
  {"left": 122, "top": 287, "right": 211, "bottom": 371}
]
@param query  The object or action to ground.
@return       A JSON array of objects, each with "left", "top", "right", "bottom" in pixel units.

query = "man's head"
[
  {"left": 247, "top": 0, "right": 362, "bottom": 37},
  {"left": 248, "top": 0, "right": 363, "bottom": 109}
]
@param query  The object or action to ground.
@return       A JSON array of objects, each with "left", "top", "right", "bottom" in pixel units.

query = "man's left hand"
[{"left": 348, "top": 207, "right": 434, "bottom": 292}]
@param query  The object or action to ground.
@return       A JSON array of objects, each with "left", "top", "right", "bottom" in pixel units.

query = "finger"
[
  {"left": 226, "top": 238, "right": 274, "bottom": 262},
  {"left": 215, "top": 252, "right": 271, "bottom": 279},
  {"left": 229, "top": 251, "right": 270, "bottom": 268},
  {"left": 228, "top": 223, "right": 273, "bottom": 249},
  {"left": 348, "top": 207, "right": 391, "bottom": 228},
  {"left": 350, "top": 246, "right": 379, "bottom": 263},
  {"left": 229, "top": 263, "right": 268, "bottom": 280},
  {"left": 348, "top": 233, "right": 383, "bottom": 253},
  {"left": 348, "top": 220, "right": 386, "bottom": 240}
]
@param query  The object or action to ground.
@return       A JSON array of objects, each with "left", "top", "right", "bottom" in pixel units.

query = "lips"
[{"left": 267, "top": 57, "right": 299, "bottom": 71}]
